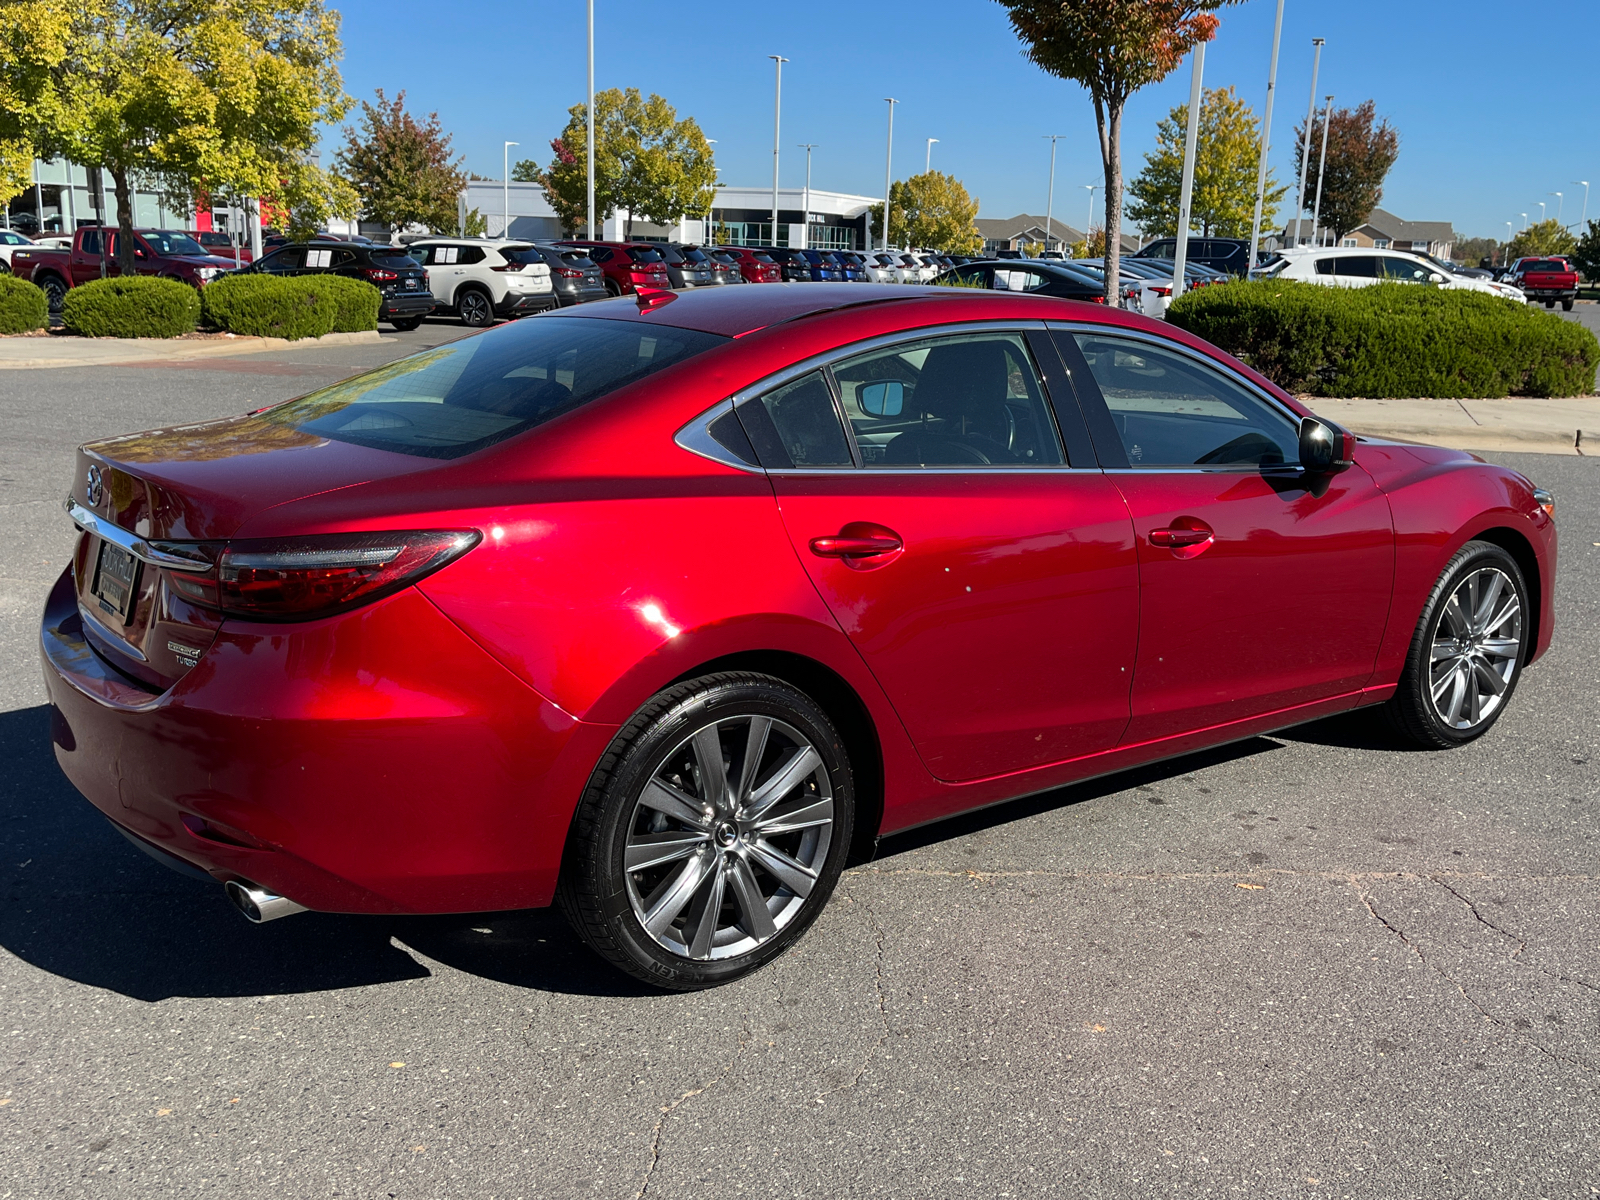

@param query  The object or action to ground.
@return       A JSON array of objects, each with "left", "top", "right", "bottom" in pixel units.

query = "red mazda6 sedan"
[{"left": 43, "top": 284, "right": 1556, "bottom": 989}]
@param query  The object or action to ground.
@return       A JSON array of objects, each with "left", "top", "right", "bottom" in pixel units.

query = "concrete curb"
[
  {"left": 0, "top": 328, "right": 383, "bottom": 370},
  {"left": 1306, "top": 396, "right": 1600, "bottom": 457}
]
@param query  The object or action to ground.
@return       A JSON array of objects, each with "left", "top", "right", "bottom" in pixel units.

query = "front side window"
[
  {"left": 1073, "top": 334, "right": 1300, "bottom": 468},
  {"left": 1381, "top": 256, "right": 1432, "bottom": 282},
  {"left": 832, "top": 332, "right": 1064, "bottom": 467},
  {"left": 263, "top": 317, "right": 727, "bottom": 459}
]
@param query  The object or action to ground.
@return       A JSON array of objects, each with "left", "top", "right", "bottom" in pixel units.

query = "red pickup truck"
[
  {"left": 9, "top": 227, "right": 239, "bottom": 313},
  {"left": 1507, "top": 256, "right": 1580, "bottom": 310}
]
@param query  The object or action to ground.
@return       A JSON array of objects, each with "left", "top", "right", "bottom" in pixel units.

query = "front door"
[
  {"left": 1056, "top": 327, "right": 1395, "bottom": 745},
  {"left": 743, "top": 326, "right": 1140, "bottom": 783}
]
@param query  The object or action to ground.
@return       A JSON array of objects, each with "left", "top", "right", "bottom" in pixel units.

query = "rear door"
[
  {"left": 1055, "top": 326, "right": 1394, "bottom": 743},
  {"left": 744, "top": 323, "right": 1139, "bottom": 782}
]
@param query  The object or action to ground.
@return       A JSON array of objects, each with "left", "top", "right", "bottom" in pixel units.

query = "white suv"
[
  {"left": 406, "top": 238, "right": 556, "bottom": 327},
  {"left": 1260, "top": 247, "right": 1525, "bottom": 301}
]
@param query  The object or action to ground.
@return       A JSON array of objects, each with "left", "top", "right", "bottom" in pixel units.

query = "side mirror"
[
  {"left": 1428, "top": 271, "right": 1445, "bottom": 284},
  {"left": 1299, "top": 416, "right": 1354, "bottom": 474},
  {"left": 859, "top": 380, "right": 904, "bottom": 417}
]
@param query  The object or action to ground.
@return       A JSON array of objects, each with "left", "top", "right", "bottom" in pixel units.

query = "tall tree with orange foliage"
[{"left": 996, "top": 0, "right": 1243, "bottom": 301}]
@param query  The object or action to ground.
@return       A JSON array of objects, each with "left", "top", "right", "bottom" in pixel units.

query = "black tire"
[
  {"left": 1544, "top": 300, "right": 1555, "bottom": 309},
  {"left": 1561, "top": 298, "right": 1574, "bottom": 312},
  {"left": 557, "top": 672, "right": 855, "bottom": 990},
  {"left": 603, "top": 279, "right": 622, "bottom": 297},
  {"left": 39, "top": 273, "right": 67, "bottom": 314},
  {"left": 388, "top": 316, "right": 424, "bottom": 331},
  {"left": 456, "top": 287, "right": 494, "bottom": 327},
  {"left": 1382, "top": 540, "right": 1529, "bottom": 749}
]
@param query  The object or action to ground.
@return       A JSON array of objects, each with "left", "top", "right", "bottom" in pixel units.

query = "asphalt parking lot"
[{"left": 1, "top": 321, "right": 1596, "bottom": 1198}]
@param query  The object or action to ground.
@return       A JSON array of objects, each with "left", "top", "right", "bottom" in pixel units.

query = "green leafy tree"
[
  {"left": 867, "top": 171, "right": 982, "bottom": 253},
  {"left": 1127, "top": 86, "right": 1285, "bottom": 238},
  {"left": 1291, "top": 100, "right": 1399, "bottom": 239},
  {"left": 1, "top": 0, "right": 353, "bottom": 272},
  {"left": 1069, "top": 227, "right": 1108, "bottom": 258},
  {"left": 1570, "top": 219, "right": 1600, "bottom": 283},
  {"left": 333, "top": 90, "right": 465, "bottom": 236},
  {"left": 996, "top": 0, "right": 1240, "bottom": 303},
  {"left": 523, "top": 88, "right": 715, "bottom": 238},
  {"left": 1452, "top": 235, "right": 1503, "bottom": 268},
  {"left": 1506, "top": 219, "right": 1578, "bottom": 261},
  {"left": 457, "top": 206, "right": 487, "bottom": 237}
]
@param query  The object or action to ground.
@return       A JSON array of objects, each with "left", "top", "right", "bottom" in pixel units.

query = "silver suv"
[{"left": 406, "top": 238, "right": 556, "bottom": 327}]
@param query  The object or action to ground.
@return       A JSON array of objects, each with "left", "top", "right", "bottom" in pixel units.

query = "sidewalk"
[
  {"left": 0, "top": 329, "right": 383, "bottom": 369},
  {"left": 1306, "top": 395, "right": 1600, "bottom": 456}
]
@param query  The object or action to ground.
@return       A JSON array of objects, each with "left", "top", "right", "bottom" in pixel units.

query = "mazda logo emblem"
[{"left": 85, "top": 464, "right": 104, "bottom": 508}]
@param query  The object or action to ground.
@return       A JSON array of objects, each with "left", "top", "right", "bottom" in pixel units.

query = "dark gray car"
[
  {"left": 658, "top": 244, "right": 717, "bottom": 288},
  {"left": 528, "top": 243, "right": 608, "bottom": 306}
]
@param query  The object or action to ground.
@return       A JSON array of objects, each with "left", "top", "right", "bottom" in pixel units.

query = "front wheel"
[
  {"left": 388, "top": 316, "right": 424, "bottom": 331},
  {"left": 39, "top": 274, "right": 67, "bottom": 314},
  {"left": 1383, "top": 541, "right": 1529, "bottom": 748},
  {"left": 558, "top": 673, "right": 854, "bottom": 990}
]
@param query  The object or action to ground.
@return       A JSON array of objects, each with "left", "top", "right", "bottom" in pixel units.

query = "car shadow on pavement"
[{"left": 0, "top": 705, "right": 647, "bottom": 1002}]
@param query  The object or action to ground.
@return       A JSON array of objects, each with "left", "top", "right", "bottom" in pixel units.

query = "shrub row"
[
  {"left": 0, "top": 275, "right": 48, "bottom": 334},
  {"left": 1166, "top": 280, "right": 1600, "bottom": 398},
  {"left": 200, "top": 274, "right": 381, "bottom": 339},
  {"left": 62, "top": 276, "right": 199, "bottom": 338}
]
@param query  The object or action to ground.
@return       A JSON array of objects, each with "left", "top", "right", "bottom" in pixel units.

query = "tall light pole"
[
  {"left": 1311, "top": 94, "right": 1333, "bottom": 247},
  {"left": 1574, "top": 181, "right": 1590, "bottom": 230},
  {"left": 798, "top": 143, "right": 817, "bottom": 250},
  {"left": 1537, "top": 201, "right": 1546, "bottom": 225},
  {"left": 1082, "top": 183, "right": 1100, "bottom": 249},
  {"left": 769, "top": 55, "right": 787, "bottom": 246},
  {"left": 1172, "top": 40, "right": 1206, "bottom": 289},
  {"left": 1551, "top": 192, "right": 1564, "bottom": 226},
  {"left": 1042, "top": 134, "right": 1066, "bottom": 254},
  {"left": 882, "top": 98, "right": 897, "bottom": 251},
  {"left": 503, "top": 141, "right": 518, "bottom": 240},
  {"left": 586, "top": 0, "right": 595, "bottom": 239},
  {"left": 1247, "top": 0, "right": 1287, "bottom": 269},
  {"left": 1504, "top": 221, "right": 1513, "bottom": 264},
  {"left": 704, "top": 139, "right": 717, "bottom": 243},
  {"left": 1291, "top": 38, "right": 1324, "bottom": 247},
  {"left": 925, "top": 138, "right": 938, "bottom": 173},
  {"left": 1520, "top": 213, "right": 1528, "bottom": 231}
]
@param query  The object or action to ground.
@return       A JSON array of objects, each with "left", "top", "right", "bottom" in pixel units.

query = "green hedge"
[
  {"left": 0, "top": 275, "right": 48, "bottom": 334},
  {"left": 200, "top": 273, "right": 381, "bottom": 339},
  {"left": 1166, "top": 280, "right": 1600, "bottom": 398},
  {"left": 60, "top": 276, "right": 199, "bottom": 338}
]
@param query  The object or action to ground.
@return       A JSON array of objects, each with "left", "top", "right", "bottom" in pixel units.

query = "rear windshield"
[
  {"left": 559, "top": 250, "right": 596, "bottom": 267},
  {"left": 752, "top": 252, "right": 776, "bottom": 263},
  {"left": 500, "top": 247, "right": 546, "bottom": 265},
  {"left": 262, "top": 317, "right": 727, "bottom": 459},
  {"left": 1523, "top": 259, "right": 1567, "bottom": 271},
  {"left": 628, "top": 247, "right": 665, "bottom": 263},
  {"left": 679, "top": 248, "right": 709, "bottom": 263},
  {"left": 372, "top": 251, "right": 423, "bottom": 269}
]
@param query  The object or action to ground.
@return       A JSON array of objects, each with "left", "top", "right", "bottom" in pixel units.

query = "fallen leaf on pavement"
[{"left": 1236, "top": 882, "right": 1264, "bottom": 890}]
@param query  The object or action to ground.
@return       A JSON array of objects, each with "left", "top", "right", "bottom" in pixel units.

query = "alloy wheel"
[
  {"left": 42, "top": 276, "right": 66, "bottom": 314},
  {"left": 1428, "top": 566, "right": 1522, "bottom": 730},
  {"left": 459, "top": 291, "right": 492, "bottom": 326},
  {"left": 624, "top": 714, "right": 834, "bottom": 961}
]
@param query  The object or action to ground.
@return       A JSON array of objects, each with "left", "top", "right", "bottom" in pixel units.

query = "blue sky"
[{"left": 328, "top": 0, "right": 1600, "bottom": 240}]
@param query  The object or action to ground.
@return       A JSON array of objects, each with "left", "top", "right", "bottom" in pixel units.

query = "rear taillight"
[
  {"left": 363, "top": 268, "right": 399, "bottom": 283},
  {"left": 166, "top": 530, "right": 480, "bottom": 621},
  {"left": 556, "top": 267, "right": 584, "bottom": 278},
  {"left": 489, "top": 262, "right": 524, "bottom": 272}
]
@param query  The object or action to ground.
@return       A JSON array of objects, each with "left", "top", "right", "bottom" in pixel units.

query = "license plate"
[{"left": 91, "top": 539, "right": 139, "bottom": 621}]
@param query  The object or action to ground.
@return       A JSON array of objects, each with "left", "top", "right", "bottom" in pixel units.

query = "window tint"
[
  {"left": 628, "top": 247, "right": 665, "bottom": 264},
  {"left": 408, "top": 245, "right": 436, "bottom": 265},
  {"left": 1381, "top": 256, "right": 1432, "bottom": 282},
  {"left": 266, "top": 317, "right": 726, "bottom": 459},
  {"left": 1332, "top": 256, "right": 1379, "bottom": 278},
  {"left": 832, "top": 333, "right": 1063, "bottom": 468},
  {"left": 373, "top": 251, "right": 421, "bottom": 270},
  {"left": 142, "top": 230, "right": 206, "bottom": 256},
  {"left": 1143, "top": 241, "right": 1175, "bottom": 259},
  {"left": 80, "top": 229, "right": 102, "bottom": 256},
  {"left": 1314, "top": 257, "right": 1336, "bottom": 275},
  {"left": 745, "top": 371, "right": 853, "bottom": 468},
  {"left": 500, "top": 247, "right": 545, "bottom": 266},
  {"left": 589, "top": 247, "right": 613, "bottom": 262},
  {"left": 1522, "top": 259, "right": 1565, "bottom": 273},
  {"left": 260, "top": 247, "right": 304, "bottom": 271},
  {"left": 1073, "top": 334, "right": 1299, "bottom": 469}
]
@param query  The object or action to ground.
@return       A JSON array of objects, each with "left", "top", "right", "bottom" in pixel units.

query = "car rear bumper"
[
  {"left": 381, "top": 291, "right": 436, "bottom": 318},
  {"left": 496, "top": 291, "right": 559, "bottom": 316},
  {"left": 40, "top": 566, "right": 615, "bottom": 915},
  {"left": 555, "top": 284, "right": 610, "bottom": 305}
]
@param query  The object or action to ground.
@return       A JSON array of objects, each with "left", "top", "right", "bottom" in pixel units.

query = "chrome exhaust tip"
[{"left": 224, "top": 879, "right": 308, "bottom": 924}]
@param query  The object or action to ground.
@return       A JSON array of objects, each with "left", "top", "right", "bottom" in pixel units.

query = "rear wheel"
[
  {"left": 1562, "top": 298, "right": 1574, "bottom": 311},
  {"left": 604, "top": 279, "right": 622, "bottom": 297},
  {"left": 1544, "top": 300, "right": 1555, "bottom": 308},
  {"left": 558, "top": 672, "right": 854, "bottom": 990},
  {"left": 39, "top": 273, "right": 67, "bottom": 314},
  {"left": 456, "top": 288, "right": 494, "bottom": 327},
  {"left": 1383, "top": 541, "right": 1528, "bottom": 748}
]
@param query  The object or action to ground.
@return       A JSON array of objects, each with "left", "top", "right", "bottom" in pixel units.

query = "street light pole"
[
  {"left": 1537, "top": 201, "right": 1546, "bottom": 225},
  {"left": 1292, "top": 38, "right": 1324, "bottom": 247},
  {"left": 798, "top": 144, "right": 816, "bottom": 250},
  {"left": 1247, "top": 0, "right": 1287, "bottom": 270},
  {"left": 1504, "top": 221, "right": 1513, "bottom": 265},
  {"left": 925, "top": 138, "right": 938, "bottom": 173},
  {"left": 1574, "top": 181, "right": 1590, "bottom": 230},
  {"left": 882, "top": 98, "right": 897, "bottom": 251},
  {"left": 1311, "top": 94, "right": 1333, "bottom": 247},
  {"left": 1520, "top": 213, "right": 1528, "bottom": 231},
  {"left": 769, "top": 55, "right": 787, "bottom": 246},
  {"left": 1173, "top": 40, "right": 1206, "bottom": 289},
  {"left": 503, "top": 141, "right": 518, "bottom": 240},
  {"left": 1042, "top": 134, "right": 1065, "bottom": 254},
  {"left": 1551, "top": 192, "right": 1564, "bottom": 226},
  {"left": 586, "top": 0, "right": 595, "bottom": 239},
  {"left": 704, "top": 139, "right": 717, "bottom": 244},
  {"left": 1082, "top": 184, "right": 1100, "bottom": 249}
]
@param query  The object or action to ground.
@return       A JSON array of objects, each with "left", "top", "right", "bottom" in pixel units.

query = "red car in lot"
[
  {"left": 715, "top": 246, "right": 784, "bottom": 283},
  {"left": 43, "top": 285, "right": 1556, "bottom": 989},
  {"left": 554, "top": 240, "right": 672, "bottom": 295}
]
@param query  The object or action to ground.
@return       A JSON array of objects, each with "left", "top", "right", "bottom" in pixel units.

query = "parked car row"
[{"left": 1255, "top": 247, "right": 1528, "bottom": 302}]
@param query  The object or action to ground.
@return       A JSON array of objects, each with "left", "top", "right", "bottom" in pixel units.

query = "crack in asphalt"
[
  {"left": 811, "top": 897, "right": 890, "bottom": 1107},
  {"left": 634, "top": 1021, "right": 751, "bottom": 1199},
  {"left": 1431, "top": 877, "right": 1528, "bottom": 958},
  {"left": 1357, "top": 885, "right": 1592, "bottom": 1074}
]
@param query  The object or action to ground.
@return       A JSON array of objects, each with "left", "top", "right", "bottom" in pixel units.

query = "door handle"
[
  {"left": 1148, "top": 527, "right": 1213, "bottom": 548},
  {"left": 809, "top": 532, "right": 903, "bottom": 558}
]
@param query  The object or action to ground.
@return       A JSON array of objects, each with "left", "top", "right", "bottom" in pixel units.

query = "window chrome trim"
[
  {"left": 672, "top": 399, "right": 764, "bottom": 474},
  {"left": 763, "top": 465, "right": 1103, "bottom": 477},
  {"left": 64, "top": 498, "right": 213, "bottom": 572},
  {"left": 77, "top": 603, "right": 149, "bottom": 662}
]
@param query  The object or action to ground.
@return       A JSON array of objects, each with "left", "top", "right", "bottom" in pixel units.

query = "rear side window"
[
  {"left": 409, "top": 245, "right": 437, "bottom": 265},
  {"left": 1332, "top": 256, "right": 1378, "bottom": 278},
  {"left": 740, "top": 372, "right": 853, "bottom": 468},
  {"left": 263, "top": 317, "right": 727, "bottom": 459}
]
